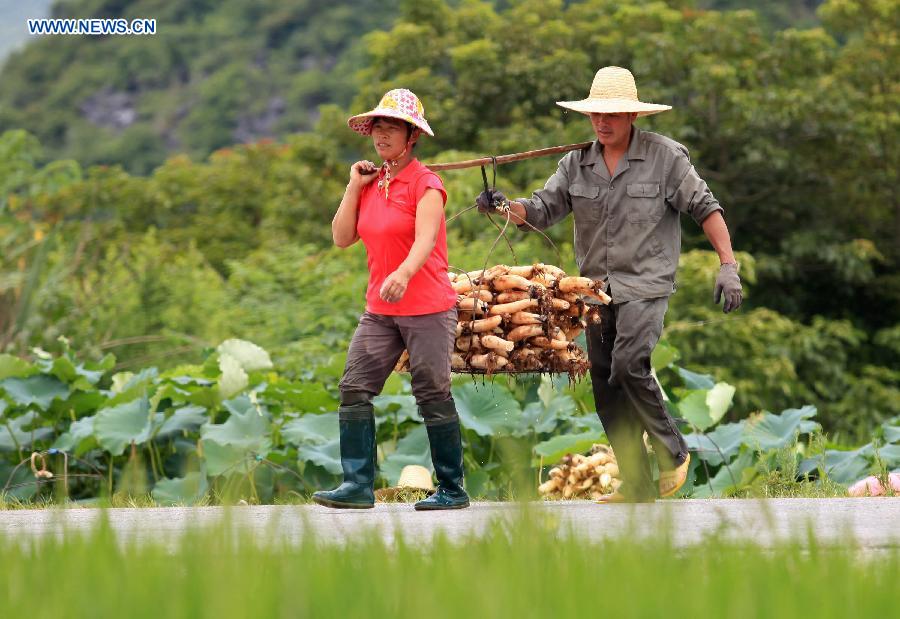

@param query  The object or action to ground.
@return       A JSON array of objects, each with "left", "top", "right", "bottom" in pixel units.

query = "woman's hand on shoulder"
[{"left": 349, "top": 160, "right": 379, "bottom": 188}]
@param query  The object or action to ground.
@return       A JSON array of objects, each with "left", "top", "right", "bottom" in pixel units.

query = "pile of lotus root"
[
  {"left": 538, "top": 444, "right": 622, "bottom": 500},
  {"left": 395, "top": 264, "right": 610, "bottom": 378}
]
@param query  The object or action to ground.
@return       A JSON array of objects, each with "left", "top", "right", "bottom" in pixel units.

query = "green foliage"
[
  {"left": 534, "top": 430, "right": 604, "bottom": 464},
  {"left": 700, "top": 1, "right": 824, "bottom": 31},
  {"left": 454, "top": 382, "right": 522, "bottom": 437},
  {"left": 93, "top": 396, "right": 152, "bottom": 456},
  {"left": 665, "top": 250, "right": 900, "bottom": 438},
  {"left": 3, "top": 515, "right": 899, "bottom": 619},
  {"left": 2, "top": 338, "right": 892, "bottom": 504},
  {"left": 150, "top": 472, "right": 209, "bottom": 506}
]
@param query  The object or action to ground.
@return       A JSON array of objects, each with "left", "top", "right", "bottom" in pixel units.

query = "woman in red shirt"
[{"left": 312, "top": 89, "right": 468, "bottom": 511}]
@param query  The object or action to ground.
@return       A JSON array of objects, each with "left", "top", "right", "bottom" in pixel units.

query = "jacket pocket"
[
  {"left": 570, "top": 183, "right": 602, "bottom": 222},
  {"left": 626, "top": 182, "right": 663, "bottom": 224}
]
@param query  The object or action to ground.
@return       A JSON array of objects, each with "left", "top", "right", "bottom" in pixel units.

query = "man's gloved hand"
[
  {"left": 476, "top": 189, "right": 508, "bottom": 214},
  {"left": 714, "top": 263, "right": 743, "bottom": 313}
]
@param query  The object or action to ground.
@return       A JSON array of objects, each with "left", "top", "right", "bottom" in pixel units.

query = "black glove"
[
  {"left": 714, "top": 263, "right": 743, "bottom": 313},
  {"left": 476, "top": 189, "right": 508, "bottom": 214}
]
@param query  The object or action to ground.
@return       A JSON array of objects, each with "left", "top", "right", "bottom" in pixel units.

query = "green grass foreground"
[{"left": 1, "top": 512, "right": 897, "bottom": 618}]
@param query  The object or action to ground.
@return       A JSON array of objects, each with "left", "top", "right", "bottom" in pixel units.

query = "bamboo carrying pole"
[{"left": 426, "top": 141, "right": 593, "bottom": 171}]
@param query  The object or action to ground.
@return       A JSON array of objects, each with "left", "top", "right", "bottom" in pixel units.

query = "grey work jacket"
[{"left": 517, "top": 127, "right": 723, "bottom": 303}]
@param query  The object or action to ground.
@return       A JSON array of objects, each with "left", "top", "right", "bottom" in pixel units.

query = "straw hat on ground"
[
  {"left": 556, "top": 66, "right": 671, "bottom": 117},
  {"left": 374, "top": 465, "right": 435, "bottom": 501},
  {"left": 347, "top": 88, "right": 435, "bottom": 137}
]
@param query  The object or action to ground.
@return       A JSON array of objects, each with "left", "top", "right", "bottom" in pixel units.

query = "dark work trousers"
[
  {"left": 338, "top": 308, "right": 458, "bottom": 424},
  {"left": 585, "top": 296, "right": 688, "bottom": 500}
]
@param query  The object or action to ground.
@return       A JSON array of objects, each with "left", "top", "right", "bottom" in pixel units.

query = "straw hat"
[
  {"left": 397, "top": 465, "right": 434, "bottom": 490},
  {"left": 374, "top": 465, "right": 435, "bottom": 501},
  {"left": 556, "top": 66, "right": 671, "bottom": 117},
  {"left": 347, "top": 88, "right": 434, "bottom": 137}
]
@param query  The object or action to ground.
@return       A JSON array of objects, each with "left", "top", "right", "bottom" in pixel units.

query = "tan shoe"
[
  {"left": 594, "top": 490, "right": 656, "bottom": 504},
  {"left": 658, "top": 453, "right": 691, "bottom": 498},
  {"left": 594, "top": 491, "right": 630, "bottom": 504}
]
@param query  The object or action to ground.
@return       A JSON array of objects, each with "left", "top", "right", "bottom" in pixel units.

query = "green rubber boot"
[
  {"left": 312, "top": 401, "right": 376, "bottom": 509},
  {"left": 415, "top": 405, "right": 470, "bottom": 511}
]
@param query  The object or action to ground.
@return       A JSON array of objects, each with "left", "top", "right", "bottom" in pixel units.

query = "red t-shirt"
[{"left": 356, "top": 158, "right": 457, "bottom": 316}]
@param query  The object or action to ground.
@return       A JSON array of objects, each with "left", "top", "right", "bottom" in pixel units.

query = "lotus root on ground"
[{"left": 538, "top": 444, "right": 622, "bottom": 500}]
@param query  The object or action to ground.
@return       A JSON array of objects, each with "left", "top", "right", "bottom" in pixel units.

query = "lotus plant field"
[{"left": 0, "top": 337, "right": 897, "bottom": 505}]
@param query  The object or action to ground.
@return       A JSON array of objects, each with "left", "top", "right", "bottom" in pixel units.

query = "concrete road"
[{"left": 2, "top": 499, "right": 899, "bottom": 550}]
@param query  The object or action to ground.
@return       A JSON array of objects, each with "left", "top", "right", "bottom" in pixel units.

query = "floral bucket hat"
[{"left": 347, "top": 88, "right": 434, "bottom": 137}]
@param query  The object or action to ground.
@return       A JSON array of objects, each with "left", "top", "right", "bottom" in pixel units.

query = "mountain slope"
[{"left": 0, "top": 0, "right": 396, "bottom": 174}]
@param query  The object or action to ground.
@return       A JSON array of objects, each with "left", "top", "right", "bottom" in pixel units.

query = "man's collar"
[
  {"left": 579, "top": 126, "right": 646, "bottom": 165},
  {"left": 626, "top": 126, "right": 646, "bottom": 160},
  {"left": 579, "top": 141, "right": 602, "bottom": 166}
]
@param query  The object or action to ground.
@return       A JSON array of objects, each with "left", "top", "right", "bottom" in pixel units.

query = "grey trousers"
[
  {"left": 585, "top": 296, "right": 688, "bottom": 500},
  {"left": 339, "top": 309, "right": 458, "bottom": 423}
]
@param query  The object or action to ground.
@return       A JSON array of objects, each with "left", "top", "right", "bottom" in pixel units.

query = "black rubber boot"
[
  {"left": 415, "top": 403, "right": 470, "bottom": 511},
  {"left": 312, "top": 399, "right": 376, "bottom": 509}
]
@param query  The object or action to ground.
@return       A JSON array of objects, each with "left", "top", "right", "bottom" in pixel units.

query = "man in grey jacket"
[{"left": 476, "top": 66, "right": 743, "bottom": 502}]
